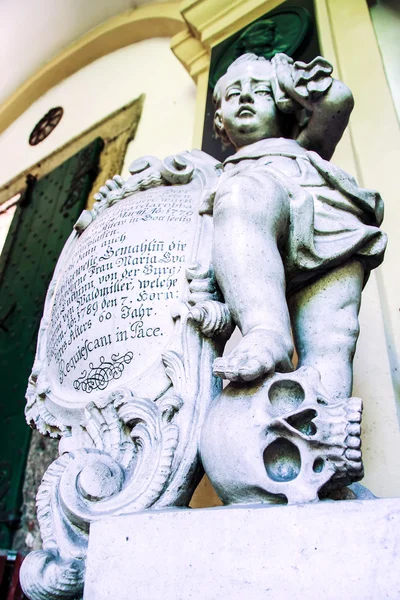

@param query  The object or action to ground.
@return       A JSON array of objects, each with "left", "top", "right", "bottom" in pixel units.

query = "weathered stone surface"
[
  {"left": 84, "top": 498, "right": 400, "bottom": 600},
  {"left": 199, "top": 52, "right": 386, "bottom": 505},
  {"left": 201, "top": 367, "right": 363, "bottom": 505},
  {"left": 20, "top": 151, "right": 224, "bottom": 600},
  {"left": 21, "top": 51, "right": 389, "bottom": 600}
]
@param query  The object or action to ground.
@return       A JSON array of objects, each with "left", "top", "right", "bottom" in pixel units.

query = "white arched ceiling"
[{"left": 0, "top": 0, "right": 170, "bottom": 105}]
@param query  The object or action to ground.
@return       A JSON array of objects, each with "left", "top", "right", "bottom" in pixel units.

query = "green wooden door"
[{"left": 0, "top": 138, "right": 103, "bottom": 547}]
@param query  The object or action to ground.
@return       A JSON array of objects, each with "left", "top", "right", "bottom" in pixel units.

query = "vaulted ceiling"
[{"left": 0, "top": 0, "right": 162, "bottom": 105}]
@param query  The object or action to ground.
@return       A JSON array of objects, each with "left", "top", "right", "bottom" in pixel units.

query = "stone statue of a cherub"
[
  {"left": 97, "top": 53, "right": 386, "bottom": 402},
  {"left": 90, "top": 53, "right": 387, "bottom": 504},
  {"left": 196, "top": 53, "right": 387, "bottom": 503},
  {"left": 19, "top": 50, "right": 388, "bottom": 600},
  {"left": 210, "top": 52, "right": 386, "bottom": 400}
]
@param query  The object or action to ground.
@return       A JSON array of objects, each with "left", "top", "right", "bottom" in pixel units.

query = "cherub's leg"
[
  {"left": 289, "top": 260, "right": 364, "bottom": 399},
  {"left": 212, "top": 171, "right": 294, "bottom": 382}
]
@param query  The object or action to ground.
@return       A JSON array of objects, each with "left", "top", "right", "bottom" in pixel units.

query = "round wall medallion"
[
  {"left": 209, "top": 7, "right": 313, "bottom": 88},
  {"left": 29, "top": 107, "right": 64, "bottom": 146}
]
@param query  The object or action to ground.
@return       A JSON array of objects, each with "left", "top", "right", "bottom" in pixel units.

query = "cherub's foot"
[{"left": 213, "top": 328, "right": 293, "bottom": 382}]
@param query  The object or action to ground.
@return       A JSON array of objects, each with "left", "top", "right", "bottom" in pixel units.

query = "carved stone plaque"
[
  {"left": 48, "top": 183, "right": 195, "bottom": 402},
  {"left": 27, "top": 151, "right": 221, "bottom": 426},
  {"left": 22, "top": 151, "right": 225, "bottom": 600}
]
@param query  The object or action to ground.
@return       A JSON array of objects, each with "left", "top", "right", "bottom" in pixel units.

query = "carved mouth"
[{"left": 237, "top": 106, "right": 256, "bottom": 117}]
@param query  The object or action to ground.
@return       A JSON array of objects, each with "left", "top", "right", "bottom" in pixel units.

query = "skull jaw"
[{"left": 200, "top": 367, "right": 363, "bottom": 505}]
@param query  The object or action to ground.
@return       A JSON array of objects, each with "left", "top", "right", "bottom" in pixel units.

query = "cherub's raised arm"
[
  {"left": 273, "top": 55, "right": 354, "bottom": 160},
  {"left": 295, "top": 76, "right": 354, "bottom": 160}
]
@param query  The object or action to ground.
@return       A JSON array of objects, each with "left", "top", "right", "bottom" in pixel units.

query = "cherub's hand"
[
  {"left": 272, "top": 54, "right": 296, "bottom": 100},
  {"left": 185, "top": 264, "right": 234, "bottom": 339},
  {"left": 273, "top": 53, "right": 333, "bottom": 112},
  {"left": 186, "top": 264, "right": 220, "bottom": 306}
]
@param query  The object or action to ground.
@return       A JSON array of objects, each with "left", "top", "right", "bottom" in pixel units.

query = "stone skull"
[{"left": 200, "top": 366, "right": 363, "bottom": 504}]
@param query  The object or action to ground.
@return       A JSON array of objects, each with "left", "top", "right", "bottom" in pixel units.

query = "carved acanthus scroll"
[{"left": 21, "top": 151, "right": 223, "bottom": 600}]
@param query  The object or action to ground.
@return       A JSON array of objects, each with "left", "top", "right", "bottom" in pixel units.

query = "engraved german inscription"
[{"left": 46, "top": 183, "right": 197, "bottom": 401}]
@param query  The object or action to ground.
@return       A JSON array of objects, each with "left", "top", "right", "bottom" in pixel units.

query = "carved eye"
[
  {"left": 226, "top": 89, "right": 240, "bottom": 99},
  {"left": 254, "top": 87, "right": 270, "bottom": 96}
]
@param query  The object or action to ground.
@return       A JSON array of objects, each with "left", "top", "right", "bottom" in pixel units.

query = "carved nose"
[{"left": 239, "top": 89, "right": 254, "bottom": 103}]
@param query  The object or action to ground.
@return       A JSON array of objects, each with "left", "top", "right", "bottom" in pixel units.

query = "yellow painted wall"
[{"left": 370, "top": 0, "right": 400, "bottom": 121}]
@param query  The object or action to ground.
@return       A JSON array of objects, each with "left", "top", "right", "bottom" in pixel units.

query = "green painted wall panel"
[{"left": 0, "top": 138, "right": 103, "bottom": 547}]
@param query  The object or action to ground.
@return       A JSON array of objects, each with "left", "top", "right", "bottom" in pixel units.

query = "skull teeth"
[
  {"left": 348, "top": 460, "right": 364, "bottom": 473},
  {"left": 345, "top": 449, "right": 362, "bottom": 461},
  {"left": 348, "top": 411, "right": 362, "bottom": 423},
  {"left": 347, "top": 422, "right": 361, "bottom": 436},
  {"left": 345, "top": 435, "right": 361, "bottom": 449}
]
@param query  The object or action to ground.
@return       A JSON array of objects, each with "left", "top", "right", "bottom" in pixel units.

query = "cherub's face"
[{"left": 216, "top": 61, "right": 283, "bottom": 149}]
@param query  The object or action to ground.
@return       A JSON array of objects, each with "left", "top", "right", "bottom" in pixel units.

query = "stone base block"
[{"left": 84, "top": 498, "right": 400, "bottom": 600}]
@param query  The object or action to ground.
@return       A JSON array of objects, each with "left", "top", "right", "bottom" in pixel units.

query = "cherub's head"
[{"left": 213, "top": 53, "right": 297, "bottom": 150}]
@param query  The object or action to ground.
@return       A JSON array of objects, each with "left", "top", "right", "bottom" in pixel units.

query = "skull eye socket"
[
  {"left": 263, "top": 438, "right": 301, "bottom": 482},
  {"left": 268, "top": 380, "right": 305, "bottom": 416},
  {"left": 313, "top": 458, "right": 324, "bottom": 473}
]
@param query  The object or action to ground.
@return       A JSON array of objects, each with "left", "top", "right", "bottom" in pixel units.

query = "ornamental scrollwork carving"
[
  {"left": 74, "top": 153, "right": 196, "bottom": 234},
  {"left": 72, "top": 352, "right": 134, "bottom": 393},
  {"left": 21, "top": 388, "right": 182, "bottom": 599},
  {"left": 21, "top": 150, "right": 223, "bottom": 600}
]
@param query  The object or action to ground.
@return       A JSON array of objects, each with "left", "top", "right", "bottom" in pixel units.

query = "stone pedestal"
[{"left": 84, "top": 498, "right": 400, "bottom": 599}]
